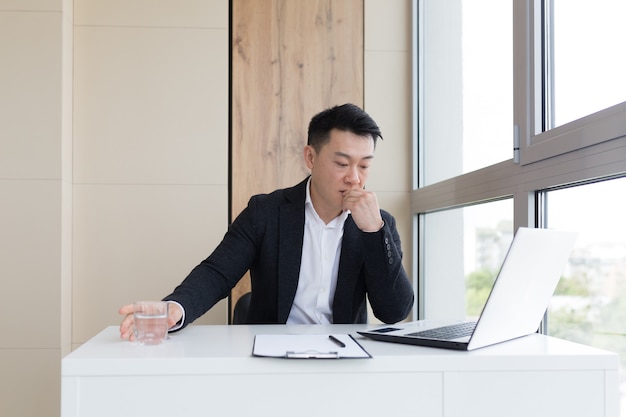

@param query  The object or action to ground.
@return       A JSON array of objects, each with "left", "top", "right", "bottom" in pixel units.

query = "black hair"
[{"left": 307, "top": 103, "right": 382, "bottom": 152}]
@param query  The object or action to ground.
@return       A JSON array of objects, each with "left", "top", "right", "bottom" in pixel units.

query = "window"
[
  {"left": 519, "top": 0, "right": 626, "bottom": 165},
  {"left": 413, "top": 0, "right": 626, "bottom": 411},
  {"left": 544, "top": 177, "right": 626, "bottom": 409},
  {"left": 418, "top": 0, "right": 512, "bottom": 187},
  {"left": 550, "top": 0, "right": 626, "bottom": 128},
  {"left": 420, "top": 199, "right": 513, "bottom": 320}
]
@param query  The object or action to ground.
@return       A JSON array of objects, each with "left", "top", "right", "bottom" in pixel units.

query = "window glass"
[
  {"left": 414, "top": 1, "right": 626, "bottom": 412},
  {"left": 421, "top": 0, "right": 512, "bottom": 186},
  {"left": 422, "top": 199, "right": 513, "bottom": 320},
  {"left": 551, "top": 0, "right": 626, "bottom": 128},
  {"left": 545, "top": 177, "right": 626, "bottom": 410}
]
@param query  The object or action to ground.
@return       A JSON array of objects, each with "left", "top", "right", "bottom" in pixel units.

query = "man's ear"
[{"left": 303, "top": 145, "right": 315, "bottom": 169}]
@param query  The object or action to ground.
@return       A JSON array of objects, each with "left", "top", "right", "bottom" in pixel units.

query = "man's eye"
[{"left": 336, "top": 162, "right": 348, "bottom": 167}]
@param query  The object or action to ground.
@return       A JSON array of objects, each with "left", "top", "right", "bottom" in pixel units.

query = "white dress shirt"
[{"left": 287, "top": 178, "right": 349, "bottom": 324}]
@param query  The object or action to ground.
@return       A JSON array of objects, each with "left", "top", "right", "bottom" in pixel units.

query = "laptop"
[{"left": 358, "top": 227, "right": 578, "bottom": 351}]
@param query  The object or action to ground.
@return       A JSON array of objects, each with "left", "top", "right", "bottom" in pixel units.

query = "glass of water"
[{"left": 133, "top": 301, "right": 169, "bottom": 345}]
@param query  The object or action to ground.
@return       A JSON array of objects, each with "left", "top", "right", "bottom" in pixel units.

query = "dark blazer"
[{"left": 165, "top": 177, "right": 414, "bottom": 326}]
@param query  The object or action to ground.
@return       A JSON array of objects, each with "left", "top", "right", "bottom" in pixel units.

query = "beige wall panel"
[
  {"left": 0, "top": 180, "right": 61, "bottom": 348},
  {"left": 75, "top": 0, "right": 227, "bottom": 28},
  {"left": 0, "top": 348, "right": 60, "bottom": 417},
  {"left": 74, "top": 26, "right": 228, "bottom": 185},
  {"left": 72, "top": 184, "right": 228, "bottom": 343},
  {"left": 365, "top": 0, "right": 412, "bottom": 51},
  {"left": 364, "top": 0, "right": 411, "bottom": 193},
  {"left": 61, "top": 0, "right": 74, "bottom": 359},
  {"left": 0, "top": 11, "right": 61, "bottom": 180},
  {"left": 0, "top": 0, "right": 59, "bottom": 11},
  {"left": 231, "top": 0, "right": 364, "bottom": 309},
  {"left": 61, "top": 179, "right": 73, "bottom": 354},
  {"left": 364, "top": 50, "right": 412, "bottom": 192}
]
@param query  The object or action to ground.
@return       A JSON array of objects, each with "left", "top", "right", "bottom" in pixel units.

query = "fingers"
[
  {"left": 119, "top": 304, "right": 136, "bottom": 341},
  {"left": 118, "top": 304, "right": 135, "bottom": 316},
  {"left": 342, "top": 189, "right": 376, "bottom": 208},
  {"left": 342, "top": 189, "right": 382, "bottom": 232},
  {"left": 167, "top": 303, "right": 183, "bottom": 328}
]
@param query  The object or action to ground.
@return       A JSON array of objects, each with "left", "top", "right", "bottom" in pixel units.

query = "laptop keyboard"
[{"left": 408, "top": 321, "right": 477, "bottom": 340}]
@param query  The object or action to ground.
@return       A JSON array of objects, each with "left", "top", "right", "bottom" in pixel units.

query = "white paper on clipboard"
[{"left": 252, "top": 334, "right": 371, "bottom": 359}]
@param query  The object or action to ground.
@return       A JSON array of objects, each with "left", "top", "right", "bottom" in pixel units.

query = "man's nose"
[{"left": 345, "top": 166, "right": 360, "bottom": 185}]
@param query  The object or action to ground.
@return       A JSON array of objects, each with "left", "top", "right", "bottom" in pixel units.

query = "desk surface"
[
  {"left": 62, "top": 325, "right": 620, "bottom": 417},
  {"left": 63, "top": 324, "right": 618, "bottom": 376}
]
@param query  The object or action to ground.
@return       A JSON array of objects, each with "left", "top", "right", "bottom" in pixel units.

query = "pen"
[{"left": 328, "top": 335, "right": 346, "bottom": 348}]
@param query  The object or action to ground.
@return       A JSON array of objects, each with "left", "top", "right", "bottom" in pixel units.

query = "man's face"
[{"left": 304, "top": 128, "right": 375, "bottom": 220}]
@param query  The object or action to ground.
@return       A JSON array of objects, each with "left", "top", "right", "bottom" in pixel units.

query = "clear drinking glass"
[{"left": 133, "top": 301, "right": 169, "bottom": 345}]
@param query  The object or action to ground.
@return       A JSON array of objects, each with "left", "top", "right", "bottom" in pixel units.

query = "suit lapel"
[
  {"left": 276, "top": 179, "right": 307, "bottom": 322},
  {"left": 333, "top": 215, "right": 362, "bottom": 322}
]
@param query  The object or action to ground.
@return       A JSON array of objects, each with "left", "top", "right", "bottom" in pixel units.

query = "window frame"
[
  {"left": 411, "top": 0, "right": 626, "bottom": 320},
  {"left": 515, "top": 0, "right": 626, "bottom": 166}
]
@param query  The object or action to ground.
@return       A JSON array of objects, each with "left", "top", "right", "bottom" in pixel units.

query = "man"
[{"left": 119, "top": 103, "right": 413, "bottom": 340}]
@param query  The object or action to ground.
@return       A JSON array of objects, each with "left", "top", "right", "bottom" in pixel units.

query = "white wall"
[{"left": 0, "top": 1, "right": 412, "bottom": 415}]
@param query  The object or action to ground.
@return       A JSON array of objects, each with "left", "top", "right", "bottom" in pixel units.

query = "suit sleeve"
[
  {"left": 162, "top": 198, "right": 259, "bottom": 327},
  {"left": 360, "top": 210, "right": 414, "bottom": 323}
]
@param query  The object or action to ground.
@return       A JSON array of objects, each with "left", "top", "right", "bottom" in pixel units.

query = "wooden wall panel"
[{"left": 231, "top": 0, "right": 364, "bottom": 319}]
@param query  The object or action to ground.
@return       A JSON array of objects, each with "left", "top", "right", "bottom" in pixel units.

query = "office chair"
[{"left": 232, "top": 292, "right": 251, "bottom": 324}]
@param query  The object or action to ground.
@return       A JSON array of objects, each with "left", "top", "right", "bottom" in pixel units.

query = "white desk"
[{"left": 62, "top": 325, "right": 619, "bottom": 417}]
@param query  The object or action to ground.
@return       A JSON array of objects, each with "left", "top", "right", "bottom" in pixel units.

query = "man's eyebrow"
[{"left": 334, "top": 151, "right": 375, "bottom": 160}]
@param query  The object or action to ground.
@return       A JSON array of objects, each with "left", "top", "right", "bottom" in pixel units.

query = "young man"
[{"left": 119, "top": 103, "right": 414, "bottom": 340}]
